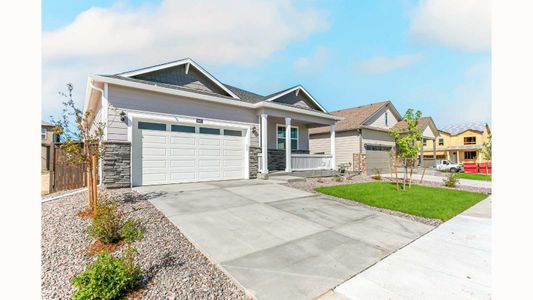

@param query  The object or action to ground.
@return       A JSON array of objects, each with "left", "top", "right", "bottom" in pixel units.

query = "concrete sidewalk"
[
  {"left": 383, "top": 173, "right": 491, "bottom": 189},
  {"left": 329, "top": 197, "right": 492, "bottom": 300}
]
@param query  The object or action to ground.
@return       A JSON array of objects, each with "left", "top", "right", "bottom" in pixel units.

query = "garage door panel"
[
  {"left": 139, "top": 125, "right": 245, "bottom": 185},
  {"left": 169, "top": 136, "right": 195, "bottom": 145},
  {"left": 366, "top": 150, "right": 390, "bottom": 175}
]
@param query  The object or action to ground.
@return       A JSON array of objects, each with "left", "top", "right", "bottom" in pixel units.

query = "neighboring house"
[
  {"left": 393, "top": 116, "right": 440, "bottom": 167},
  {"left": 41, "top": 121, "right": 60, "bottom": 171},
  {"left": 424, "top": 122, "right": 491, "bottom": 164},
  {"left": 84, "top": 58, "right": 341, "bottom": 187},
  {"left": 309, "top": 101, "right": 402, "bottom": 175}
]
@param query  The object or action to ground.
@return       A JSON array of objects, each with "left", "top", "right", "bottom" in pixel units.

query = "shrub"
[
  {"left": 121, "top": 219, "right": 144, "bottom": 243},
  {"left": 371, "top": 168, "right": 382, "bottom": 180},
  {"left": 334, "top": 175, "right": 344, "bottom": 182},
  {"left": 87, "top": 198, "right": 123, "bottom": 244},
  {"left": 72, "top": 247, "right": 141, "bottom": 300},
  {"left": 443, "top": 173, "right": 459, "bottom": 187}
]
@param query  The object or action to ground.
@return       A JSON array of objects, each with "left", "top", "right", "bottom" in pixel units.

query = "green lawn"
[
  {"left": 455, "top": 172, "right": 492, "bottom": 181},
  {"left": 315, "top": 182, "right": 488, "bottom": 221}
]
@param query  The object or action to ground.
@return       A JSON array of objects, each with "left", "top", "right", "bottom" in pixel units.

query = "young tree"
[
  {"left": 50, "top": 83, "right": 106, "bottom": 213},
  {"left": 390, "top": 109, "right": 423, "bottom": 191},
  {"left": 481, "top": 133, "right": 492, "bottom": 174}
]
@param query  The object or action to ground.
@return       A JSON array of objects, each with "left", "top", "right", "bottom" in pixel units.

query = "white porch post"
[
  {"left": 285, "top": 117, "right": 292, "bottom": 172},
  {"left": 330, "top": 124, "right": 336, "bottom": 170},
  {"left": 261, "top": 113, "right": 268, "bottom": 174}
]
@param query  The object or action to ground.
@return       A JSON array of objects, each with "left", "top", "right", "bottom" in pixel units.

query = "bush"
[
  {"left": 87, "top": 198, "right": 123, "bottom": 244},
  {"left": 371, "top": 168, "right": 382, "bottom": 180},
  {"left": 121, "top": 219, "right": 144, "bottom": 243},
  {"left": 443, "top": 173, "right": 459, "bottom": 187},
  {"left": 334, "top": 175, "right": 344, "bottom": 182},
  {"left": 72, "top": 247, "right": 141, "bottom": 300}
]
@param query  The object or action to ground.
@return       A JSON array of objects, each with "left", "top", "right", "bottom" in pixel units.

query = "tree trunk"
[
  {"left": 408, "top": 160, "right": 414, "bottom": 190},
  {"left": 393, "top": 158, "right": 399, "bottom": 191},
  {"left": 92, "top": 154, "right": 98, "bottom": 213},
  {"left": 403, "top": 159, "right": 408, "bottom": 191}
]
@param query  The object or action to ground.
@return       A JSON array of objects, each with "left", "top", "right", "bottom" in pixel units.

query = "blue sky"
[{"left": 42, "top": 0, "right": 491, "bottom": 127}]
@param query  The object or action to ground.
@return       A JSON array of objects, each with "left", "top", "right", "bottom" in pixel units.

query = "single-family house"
[
  {"left": 41, "top": 121, "right": 60, "bottom": 171},
  {"left": 424, "top": 122, "right": 491, "bottom": 163},
  {"left": 393, "top": 116, "right": 440, "bottom": 167},
  {"left": 84, "top": 58, "right": 342, "bottom": 187},
  {"left": 309, "top": 101, "right": 403, "bottom": 175}
]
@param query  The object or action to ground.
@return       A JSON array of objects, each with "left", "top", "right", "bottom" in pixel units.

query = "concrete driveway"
[{"left": 136, "top": 180, "right": 433, "bottom": 300}]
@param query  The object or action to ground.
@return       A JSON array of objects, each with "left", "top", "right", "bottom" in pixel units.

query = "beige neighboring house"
[
  {"left": 393, "top": 116, "right": 440, "bottom": 167},
  {"left": 309, "top": 101, "right": 402, "bottom": 175},
  {"left": 84, "top": 58, "right": 342, "bottom": 188}
]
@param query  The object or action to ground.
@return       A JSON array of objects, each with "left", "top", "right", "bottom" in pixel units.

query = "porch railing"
[{"left": 258, "top": 153, "right": 333, "bottom": 172}]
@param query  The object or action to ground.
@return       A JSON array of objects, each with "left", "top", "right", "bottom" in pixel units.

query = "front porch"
[{"left": 255, "top": 112, "right": 337, "bottom": 176}]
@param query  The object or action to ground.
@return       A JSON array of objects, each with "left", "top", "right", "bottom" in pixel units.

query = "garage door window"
[
  {"left": 365, "top": 144, "right": 392, "bottom": 151},
  {"left": 224, "top": 129, "right": 242, "bottom": 137},
  {"left": 138, "top": 122, "right": 166, "bottom": 131},
  {"left": 199, "top": 127, "right": 220, "bottom": 135},
  {"left": 171, "top": 124, "right": 195, "bottom": 133}
]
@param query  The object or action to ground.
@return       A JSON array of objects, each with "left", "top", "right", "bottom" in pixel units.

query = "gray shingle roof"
[
  {"left": 439, "top": 122, "right": 487, "bottom": 135},
  {"left": 223, "top": 84, "right": 265, "bottom": 103}
]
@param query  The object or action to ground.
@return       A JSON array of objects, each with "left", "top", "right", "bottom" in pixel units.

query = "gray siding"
[
  {"left": 272, "top": 91, "right": 319, "bottom": 111},
  {"left": 106, "top": 85, "right": 259, "bottom": 142},
  {"left": 133, "top": 65, "right": 230, "bottom": 96},
  {"left": 265, "top": 118, "right": 310, "bottom": 150}
]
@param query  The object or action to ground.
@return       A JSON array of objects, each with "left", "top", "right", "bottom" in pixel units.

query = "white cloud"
[
  {"left": 294, "top": 47, "right": 330, "bottom": 72},
  {"left": 409, "top": 0, "right": 491, "bottom": 52},
  {"left": 434, "top": 61, "right": 491, "bottom": 124},
  {"left": 358, "top": 53, "right": 423, "bottom": 74},
  {"left": 42, "top": 0, "right": 328, "bottom": 119}
]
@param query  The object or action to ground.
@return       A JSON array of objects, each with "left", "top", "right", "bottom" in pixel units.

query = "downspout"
[{"left": 89, "top": 80, "right": 105, "bottom": 187}]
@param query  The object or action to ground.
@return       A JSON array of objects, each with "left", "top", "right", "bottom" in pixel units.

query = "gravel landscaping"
[{"left": 42, "top": 188, "right": 248, "bottom": 299}]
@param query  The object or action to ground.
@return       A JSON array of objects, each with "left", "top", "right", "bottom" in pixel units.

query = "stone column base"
[{"left": 102, "top": 141, "right": 131, "bottom": 188}]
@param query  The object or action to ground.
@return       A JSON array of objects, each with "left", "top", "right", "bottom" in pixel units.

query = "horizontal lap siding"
[
  {"left": 106, "top": 85, "right": 259, "bottom": 143},
  {"left": 309, "top": 130, "right": 359, "bottom": 170}
]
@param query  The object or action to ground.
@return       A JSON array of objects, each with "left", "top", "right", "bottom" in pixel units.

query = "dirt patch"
[{"left": 87, "top": 239, "right": 125, "bottom": 256}]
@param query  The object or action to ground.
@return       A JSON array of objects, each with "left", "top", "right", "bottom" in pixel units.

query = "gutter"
[{"left": 88, "top": 75, "right": 344, "bottom": 122}]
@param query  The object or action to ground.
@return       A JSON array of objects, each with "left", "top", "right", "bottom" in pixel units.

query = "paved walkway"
[
  {"left": 328, "top": 197, "right": 492, "bottom": 300},
  {"left": 383, "top": 173, "right": 492, "bottom": 189},
  {"left": 135, "top": 180, "right": 433, "bottom": 300}
]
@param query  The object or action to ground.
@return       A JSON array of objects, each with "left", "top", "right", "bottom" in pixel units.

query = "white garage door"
[{"left": 139, "top": 122, "right": 246, "bottom": 185}]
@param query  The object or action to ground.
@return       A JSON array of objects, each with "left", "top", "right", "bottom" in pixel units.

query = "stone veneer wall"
[
  {"left": 257, "top": 149, "right": 311, "bottom": 172},
  {"left": 249, "top": 147, "right": 260, "bottom": 179},
  {"left": 353, "top": 153, "right": 367, "bottom": 175},
  {"left": 102, "top": 141, "right": 131, "bottom": 188}
]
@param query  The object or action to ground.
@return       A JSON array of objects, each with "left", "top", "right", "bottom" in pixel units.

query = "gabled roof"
[
  {"left": 394, "top": 116, "right": 439, "bottom": 138},
  {"left": 116, "top": 58, "right": 240, "bottom": 99},
  {"left": 439, "top": 122, "right": 489, "bottom": 136},
  {"left": 263, "top": 85, "right": 327, "bottom": 113},
  {"left": 309, "top": 101, "right": 397, "bottom": 134}
]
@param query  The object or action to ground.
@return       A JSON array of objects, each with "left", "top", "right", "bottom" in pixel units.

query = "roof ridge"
[{"left": 330, "top": 100, "right": 389, "bottom": 113}]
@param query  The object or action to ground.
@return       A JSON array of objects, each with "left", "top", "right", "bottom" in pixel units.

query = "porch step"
[{"left": 267, "top": 175, "right": 306, "bottom": 183}]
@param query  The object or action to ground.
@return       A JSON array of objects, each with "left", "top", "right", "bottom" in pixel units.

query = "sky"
[{"left": 42, "top": 0, "right": 491, "bottom": 128}]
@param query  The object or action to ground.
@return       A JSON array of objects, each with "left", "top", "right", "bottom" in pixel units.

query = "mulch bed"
[{"left": 42, "top": 188, "right": 248, "bottom": 299}]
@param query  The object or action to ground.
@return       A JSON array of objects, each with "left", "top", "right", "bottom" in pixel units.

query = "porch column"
[
  {"left": 330, "top": 124, "right": 336, "bottom": 170},
  {"left": 285, "top": 117, "right": 292, "bottom": 172},
  {"left": 433, "top": 139, "right": 437, "bottom": 167},
  {"left": 261, "top": 113, "right": 268, "bottom": 174}
]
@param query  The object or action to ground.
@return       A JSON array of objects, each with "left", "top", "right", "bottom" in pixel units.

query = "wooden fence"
[{"left": 51, "top": 143, "right": 88, "bottom": 192}]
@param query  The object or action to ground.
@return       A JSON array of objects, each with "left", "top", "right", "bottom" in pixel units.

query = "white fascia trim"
[
  {"left": 90, "top": 75, "right": 343, "bottom": 121},
  {"left": 102, "top": 83, "right": 109, "bottom": 140},
  {"left": 116, "top": 58, "right": 240, "bottom": 99},
  {"left": 126, "top": 110, "right": 255, "bottom": 130},
  {"left": 264, "top": 85, "right": 328, "bottom": 113}
]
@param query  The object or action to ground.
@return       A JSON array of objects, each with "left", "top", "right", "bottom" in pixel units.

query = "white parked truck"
[{"left": 436, "top": 160, "right": 463, "bottom": 173}]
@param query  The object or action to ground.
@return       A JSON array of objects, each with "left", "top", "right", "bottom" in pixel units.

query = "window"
[
  {"left": 138, "top": 122, "right": 166, "bottom": 131},
  {"left": 171, "top": 124, "right": 195, "bottom": 133},
  {"left": 385, "top": 112, "right": 388, "bottom": 126},
  {"left": 41, "top": 128, "right": 46, "bottom": 140},
  {"left": 464, "top": 151, "right": 477, "bottom": 160},
  {"left": 438, "top": 138, "right": 444, "bottom": 146},
  {"left": 199, "top": 127, "right": 220, "bottom": 135},
  {"left": 464, "top": 136, "right": 476, "bottom": 145},
  {"left": 224, "top": 129, "right": 242, "bottom": 137},
  {"left": 364, "top": 144, "right": 392, "bottom": 151},
  {"left": 276, "top": 125, "right": 298, "bottom": 150},
  {"left": 422, "top": 139, "right": 427, "bottom": 146}
]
